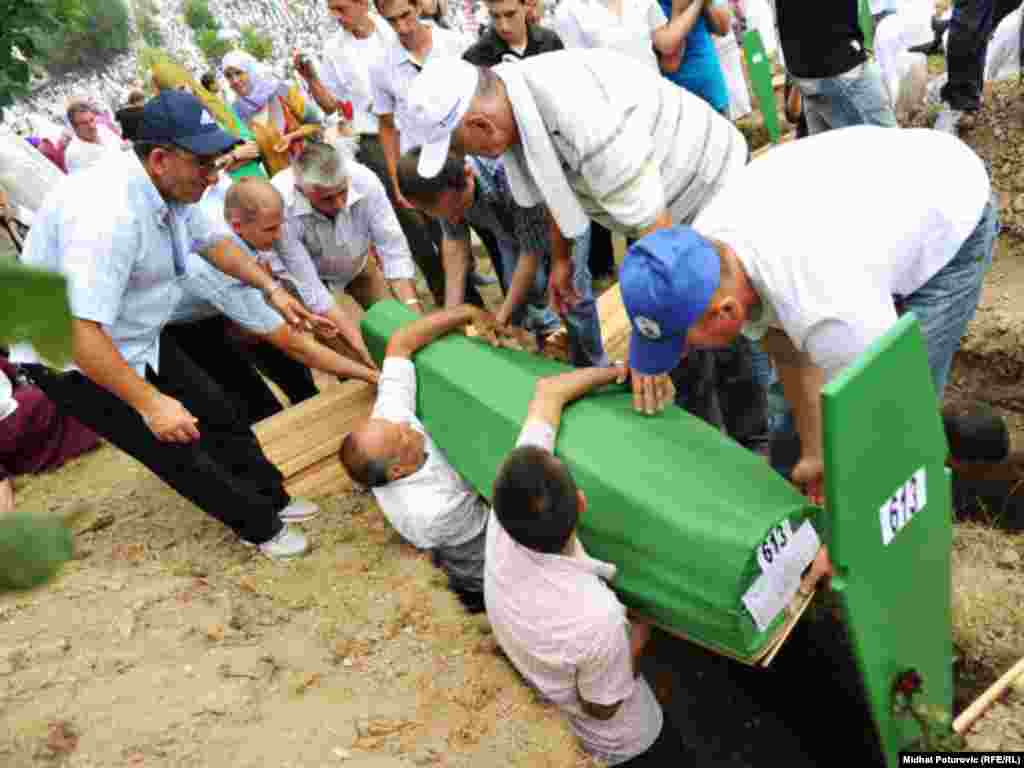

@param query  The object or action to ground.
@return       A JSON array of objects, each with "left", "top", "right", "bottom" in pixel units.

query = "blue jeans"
[
  {"left": 793, "top": 61, "right": 898, "bottom": 134},
  {"left": 495, "top": 224, "right": 608, "bottom": 367},
  {"left": 903, "top": 194, "right": 999, "bottom": 398}
]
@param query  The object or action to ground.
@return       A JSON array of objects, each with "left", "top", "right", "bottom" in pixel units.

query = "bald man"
[
  {"left": 166, "top": 176, "right": 380, "bottom": 424},
  {"left": 340, "top": 304, "right": 496, "bottom": 608}
]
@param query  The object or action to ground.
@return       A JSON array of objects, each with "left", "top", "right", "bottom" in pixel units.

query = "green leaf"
[{"left": 0, "top": 262, "right": 73, "bottom": 365}]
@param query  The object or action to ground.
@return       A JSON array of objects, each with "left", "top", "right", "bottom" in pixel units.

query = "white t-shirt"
[
  {"left": 484, "top": 419, "right": 662, "bottom": 766},
  {"left": 693, "top": 126, "right": 990, "bottom": 381},
  {"left": 64, "top": 124, "right": 123, "bottom": 174},
  {"left": 370, "top": 358, "right": 490, "bottom": 550},
  {"left": 554, "top": 0, "right": 667, "bottom": 72},
  {"left": 370, "top": 24, "right": 470, "bottom": 152},
  {"left": 320, "top": 16, "right": 398, "bottom": 135}
]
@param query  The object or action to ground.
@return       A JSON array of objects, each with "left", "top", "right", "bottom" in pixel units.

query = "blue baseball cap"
[
  {"left": 137, "top": 90, "right": 238, "bottom": 156},
  {"left": 619, "top": 227, "right": 720, "bottom": 375}
]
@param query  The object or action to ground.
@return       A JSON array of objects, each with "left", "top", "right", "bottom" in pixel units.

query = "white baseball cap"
[{"left": 402, "top": 58, "right": 480, "bottom": 178}]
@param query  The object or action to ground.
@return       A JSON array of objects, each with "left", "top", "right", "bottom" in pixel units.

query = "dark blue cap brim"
[
  {"left": 628, "top": 329, "right": 686, "bottom": 376},
  {"left": 174, "top": 126, "right": 239, "bottom": 156}
]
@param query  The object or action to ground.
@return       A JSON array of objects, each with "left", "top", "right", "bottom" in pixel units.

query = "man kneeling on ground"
[
  {"left": 340, "top": 304, "right": 497, "bottom": 608},
  {"left": 486, "top": 365, "right": 694, "bottom": 766}
]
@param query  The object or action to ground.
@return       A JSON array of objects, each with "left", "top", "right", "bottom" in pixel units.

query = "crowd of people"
[{"left": 2, "top": 0, "right": 1019, "bottom": 763}]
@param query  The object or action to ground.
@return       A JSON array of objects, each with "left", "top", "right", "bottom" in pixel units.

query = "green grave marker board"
[
  {"left": 822, "top": 314, "right": 952, "bottom": 765},
  {"left": 363, "top": 301, "right": 821, "bottom": 662},
  {"left": 742, "top": 28, "right": 781, "bottom": 144}
]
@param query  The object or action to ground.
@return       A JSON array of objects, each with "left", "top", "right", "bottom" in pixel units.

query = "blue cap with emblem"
[
  {"left": 137, "top": 90, "right": 239, "bottom": 157},
  {"left": 619, "top": 227, "right": 721, "bottom": 375}
]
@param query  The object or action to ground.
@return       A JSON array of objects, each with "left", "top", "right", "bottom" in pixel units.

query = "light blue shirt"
[
  {"left": 22, "top": 153, "right": 223, "bottom": 375},
  {"left": 170, "top": 186, "right": 284, "bottom": 335}
]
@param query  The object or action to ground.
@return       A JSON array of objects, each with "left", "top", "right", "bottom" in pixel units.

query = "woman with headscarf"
[{"left": 222, "top": 51, "right": 324, "bottom": 176}]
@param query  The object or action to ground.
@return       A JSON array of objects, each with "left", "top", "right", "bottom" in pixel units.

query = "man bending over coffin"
[
  {"left": 340, "top": 304, "right": 498, "bottom": 608},
  {"left": 618, "top": 126, "right": 1002, "bottom": 504},
  {"left": 486, "top": 365, "right": 693, "bottom": 767}
]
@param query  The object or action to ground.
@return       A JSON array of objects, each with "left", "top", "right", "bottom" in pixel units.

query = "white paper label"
[
  {"left": 879, "top": 468, "right": 927, "bottom": 547},
  {"left": 742, "top": 521, "right": 821, "bottom": 632}
]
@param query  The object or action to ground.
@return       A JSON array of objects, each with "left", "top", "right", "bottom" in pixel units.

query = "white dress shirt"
[
  {"left": 370, "top": 358, "right": 490, "bottom": 549},
  {"left": 319, "top": 15, "right": 398, "bottom": 136},
  {"left": 270, "top": 162, "right": 415, "bottom": 313},
  {"left": 371, "top": 24, "right": 470, "bottom": 152},
  {"left": 21, "top": 153, "right": 223, "bottom": 375}
]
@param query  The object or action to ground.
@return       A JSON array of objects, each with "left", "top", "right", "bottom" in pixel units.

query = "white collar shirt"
[
  {"left": 269, "top": 163, "right": 415, "bottom": 314},
  {"left": 64, "top": 123, "right": 124, "bottom": 175},
  {"left": 484, "top": 419, "right": 662, "bottom": 766},
  {"left": 553, "top": 0, "right": 667, "bottom": 72},
  {"left": 320, "top": 15, "right": 398, "bottom": 136},
  {"left": 369, "top": 357, "right": 490, "bottom": 550},
  {"left": 370, "top": 24, "right": 470, "bottom": 152},
  {"left": 20, "top": 152, "right": 222, "bottom": 375},
  {"left": 693, "top": 125, "right": 991, "bottom": 381}
]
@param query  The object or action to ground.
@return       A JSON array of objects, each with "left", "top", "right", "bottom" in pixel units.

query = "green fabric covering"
[{"left": 363, "top": 302, "right": 820, "bottom": 660}]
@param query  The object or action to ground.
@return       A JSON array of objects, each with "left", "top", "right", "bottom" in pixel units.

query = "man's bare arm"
[
  {"left": 545, "top": 209, "right": 580, "bottom": 315},
  {"left": 263, "top": 324, "right": 379, "bottom": 384},
  {"left": 201, "top": 239, "right": 328, "bottom": 330},
  {"left": 526, "top": 364, "right": 628, "bottom": 430},
  {"left": 761, "top": 328, "right": 826, "bottom": 500},
  {"left": 72, "top": 319, "right": 199, "bottom": 443},
  {"left": 441, "top": 237, "right": 472, "bottom": 309},
  {"left": 378, "top": 114, "right": 411, "bottom": 208},
  {"left": 386, "top": 304, "right": 495, "bottom": 359}
]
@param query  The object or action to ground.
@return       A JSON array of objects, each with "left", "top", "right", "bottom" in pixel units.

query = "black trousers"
[
  {"left": 588, "top": 221, "right": 616, "bottom": 280},
  {"left": 25, "top": 334, "right": 288, "bottom": 544},
  {"left": 941, "top": 0, "right": 995, "bottom": 111},
  {"left": 163, "top": 317, "right": 317, "bottom": 426},
  {"left": 670, "top": 336, "right": 770, "bottom": 455},
  {"left": 356, "top": 134, "right": 483, "bottom": 308}
]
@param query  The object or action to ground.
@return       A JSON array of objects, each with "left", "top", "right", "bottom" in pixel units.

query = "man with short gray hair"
[
  {"left": 269, "top": 139, "right": 420, "bottom": 370},
  {"left": 65, "top": 100, "right": 126, "bottom": 174}
]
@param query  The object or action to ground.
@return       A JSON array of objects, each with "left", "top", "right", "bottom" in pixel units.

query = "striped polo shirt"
[{"left": 496, "top": 48, "right": 747, "bottom": 239}]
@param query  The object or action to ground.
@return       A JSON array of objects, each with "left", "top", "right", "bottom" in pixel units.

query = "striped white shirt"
[{"left": 496, "top": 48, "right": 748, "bottom": 239}]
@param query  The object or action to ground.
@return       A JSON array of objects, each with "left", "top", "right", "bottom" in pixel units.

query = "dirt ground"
[{"left": 4, "top": 76, "right": 1024, "bottom": 768}]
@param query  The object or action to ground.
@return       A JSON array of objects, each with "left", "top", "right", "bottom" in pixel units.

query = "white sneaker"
[
  {"left": 934, "top": 108, "right": 962, "bottom": 135},
  {"left": 280, "top": 498, "right": 319, "bottom": 522},
  {"left": 246, "top": 525, "right": 309, "bottom": 559}
]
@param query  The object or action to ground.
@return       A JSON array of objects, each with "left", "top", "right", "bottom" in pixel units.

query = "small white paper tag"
[
  {"left": 742, "top": 521, "right": 821, "bottom": 632},
  {"left": 879, "top": 467, "right": 927, "bottom": 547}
]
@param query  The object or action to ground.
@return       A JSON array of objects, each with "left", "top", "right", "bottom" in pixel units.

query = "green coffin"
[{"left": 363, "top": 302, "right": 821, "bottom": 661}]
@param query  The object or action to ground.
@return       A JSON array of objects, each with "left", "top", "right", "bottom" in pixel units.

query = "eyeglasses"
[{"left": 138, "top": 142, "right": 222, "bottom": 174}]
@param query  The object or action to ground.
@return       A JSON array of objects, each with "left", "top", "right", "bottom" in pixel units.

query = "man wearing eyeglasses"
[{"left": 17, "top": 91, "right": 327, "bottom": 560}]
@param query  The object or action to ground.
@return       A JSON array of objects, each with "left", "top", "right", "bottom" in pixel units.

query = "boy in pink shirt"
[{"left": 486, "top": 365, "right": 693, "bottom": 766}]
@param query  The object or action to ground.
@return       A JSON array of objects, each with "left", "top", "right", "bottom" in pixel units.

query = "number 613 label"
[{"left": 879, "top": 468, "right": 927, "bottom": 546}]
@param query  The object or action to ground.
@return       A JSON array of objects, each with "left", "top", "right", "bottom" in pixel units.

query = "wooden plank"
[{"left": 254, "top": 379, "right": 375, "bottom": 494}]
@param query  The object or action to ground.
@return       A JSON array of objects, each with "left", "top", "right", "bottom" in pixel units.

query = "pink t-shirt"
[{"left": 483, "top": 419, "right": 662, "bottom": 766}]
